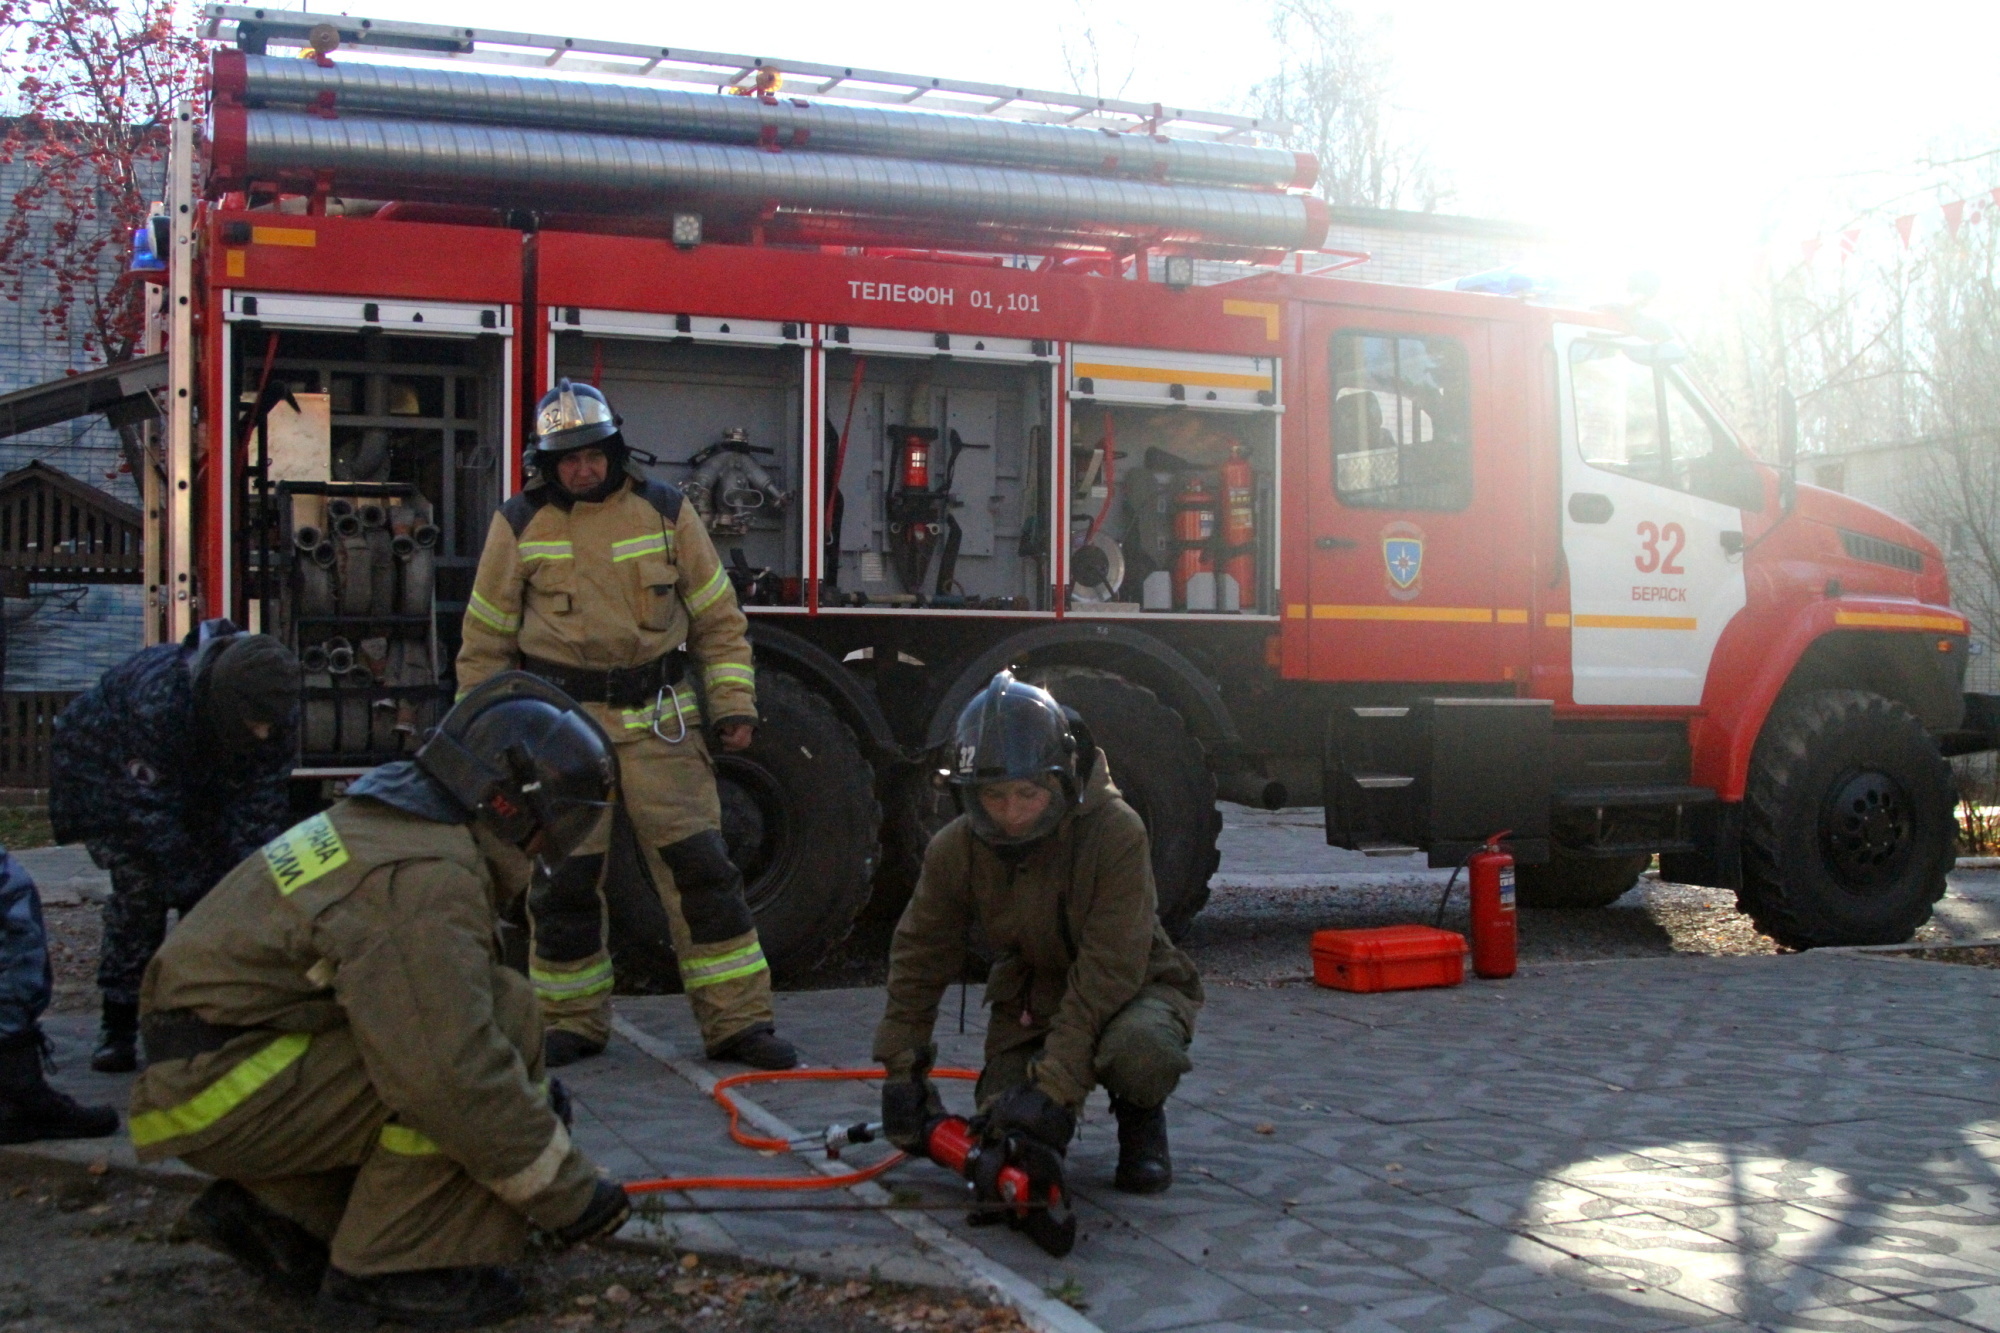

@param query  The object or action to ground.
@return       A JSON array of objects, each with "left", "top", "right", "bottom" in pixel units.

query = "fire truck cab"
[{"left": 143, "top": 7, "right": 1984, "bottom": 974}]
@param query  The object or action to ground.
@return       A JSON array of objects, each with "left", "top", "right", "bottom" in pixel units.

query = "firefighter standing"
[
  {"left": 874, "top": 671, "right": 1202, "bottom": 1194},
  {"left": 129, "top": 675, "right": 630, "bottom": 1327},
  {"left": 49, "top": 619, "right": 301, "bottom": 1073},
  {"left": 456, "top": 380, "right": 794, "bottom": 1071}
]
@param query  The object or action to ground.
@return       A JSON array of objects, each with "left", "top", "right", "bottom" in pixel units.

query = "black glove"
[
  {"left": 984, "top": 1084, "right": 1075, "bottom": 1154},
  {"left": 548, "top": 1076, "right": 573, "bottom": 1130},
  {"left": 882, "top": 1045, "right": 944, "bottom": 1153},
  {"left": 554, "top": 1178, "right": 630, "bottom": 1247}
]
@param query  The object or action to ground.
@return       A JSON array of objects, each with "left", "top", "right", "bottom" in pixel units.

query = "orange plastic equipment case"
[{"left": 1311, "top": 925, "right": 1467, "bottom": 993}]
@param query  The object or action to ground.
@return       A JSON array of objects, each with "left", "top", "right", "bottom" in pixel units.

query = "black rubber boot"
[
  {"left": 1111, "top": 1097, "right": 1172, "bottom": 1194},
  {"left": 318, "top": 1266, "right": 527, "bottom": 1329},
  {"left": 542, "top": 1029, "right": 605, "bottom": 1069},
  {"left": 0, "top": 1028, "right": 119, "bottom": 1145},
  {"left": 183, "top": 1179, "right": 330, "bottom": 1299},
  {"left": 709, "top": 1024, "right": 797, "bottom": 1070},
  {"left": 91, "top": 999, "right": 139, "bottom": 1074}
]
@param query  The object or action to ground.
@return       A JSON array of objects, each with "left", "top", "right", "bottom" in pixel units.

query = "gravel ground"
[
  {"left": 1179, "top": 804, "right": 1998, "bottom": 986},
  {"left": 0, "top": 1154, "right": 1028, "bottom": 1333}
]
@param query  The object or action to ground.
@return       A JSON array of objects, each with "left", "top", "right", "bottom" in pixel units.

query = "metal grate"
[
  {"left": 200, "top": 4, "right": 1284, "bottom": 142},
  {"left": 1839, "top": 528, "right": 1925, "bottom": 574}
]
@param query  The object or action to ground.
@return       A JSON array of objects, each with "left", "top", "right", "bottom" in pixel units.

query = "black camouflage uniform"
[{"left": 49, "top": 619, "right": 299, "bottom": 1070}]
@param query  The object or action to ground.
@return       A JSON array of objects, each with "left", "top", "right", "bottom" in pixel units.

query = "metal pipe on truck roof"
[
  {"left": 220, "top": 109, "right": 1331, "bottom": 253},
  {"left": 219, "top": 52, "right": 1318, "bottom": 193}
]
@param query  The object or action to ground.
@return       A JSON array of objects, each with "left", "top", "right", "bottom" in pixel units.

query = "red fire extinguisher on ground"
[
  {"left": 1172, "top": 473, "right": 1218, "bottom": 606},
  {"left": 1220, "top": 442, "right": 1255, "bottom": 607},
  {"left": 1467, "top": 832, "right": 1516, "bottom": 979}
]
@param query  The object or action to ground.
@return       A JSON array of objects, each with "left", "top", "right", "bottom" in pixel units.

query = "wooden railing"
[{"left": 0, "top": 461, "right": 144, "bottom": 583}]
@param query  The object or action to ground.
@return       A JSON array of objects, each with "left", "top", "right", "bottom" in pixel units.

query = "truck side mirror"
[{"left": 1778, "top": 388, "right": 1799, "bottom": 514}]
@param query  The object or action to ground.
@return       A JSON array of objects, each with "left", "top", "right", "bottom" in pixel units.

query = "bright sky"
[{"left": 230, "top": 0, "right": 2000, "bottom": 292}]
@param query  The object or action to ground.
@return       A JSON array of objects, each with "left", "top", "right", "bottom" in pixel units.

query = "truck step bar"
[{"left": 1553, "top": 784, "right": 1718, "bottom": 811}]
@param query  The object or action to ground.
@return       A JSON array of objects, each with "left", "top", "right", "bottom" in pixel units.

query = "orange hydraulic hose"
[{"left": 623, "top": 1065, "right": 980, "bottom": 1197}]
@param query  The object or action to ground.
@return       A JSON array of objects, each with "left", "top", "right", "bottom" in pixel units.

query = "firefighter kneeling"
[
  {"left": 874, "top": 671, "right": 1203, "bottom": 1199},
  {"left": 127, "top": 675, "right": 629, "bottom": 1328}
]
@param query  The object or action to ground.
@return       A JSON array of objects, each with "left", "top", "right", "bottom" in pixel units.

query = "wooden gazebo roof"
[{"left": 0, "top": 460, "right": 144, "bottom": 585}]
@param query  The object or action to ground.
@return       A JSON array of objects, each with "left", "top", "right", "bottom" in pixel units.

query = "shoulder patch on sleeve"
[
  {"left": 499, "top": 491, "right": 549, "bottom": 538},
  {"left": 636, "top": 479, "right": 683, "bottom": 523},
  {"left": 262, "top": 812, "right": 351, "bottom": 896}
]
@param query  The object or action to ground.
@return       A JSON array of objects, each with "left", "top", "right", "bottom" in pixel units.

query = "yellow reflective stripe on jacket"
[
  {"left": 685, "top": 567, "right": 731, "bottom": 616},
  {"left": 611, "top": 533, "right": 668, "bottom": 563},
  {"left": 467, "top": 589, "right": 521, "bottom": 634},
  {"left": 530, "top": 960, "right": 614, "bottom": 1001},
  {"left": 681, "top": 941, "right": 768, "bottom": 990},
  {"left": 618, "top": 693, "right": 704, "bottom": 731},
  {"left": 379, "top": 1122, "right": 442, "bottom": 1156},
  {"left": 704, "top": 663, "right": 755, "bottom": 691},
  {"left": 128, "top": 1032, "right": 312, "bottom": 1148},
  {"left": 518, "top": 540, "right": 573, "bottom": 562}
]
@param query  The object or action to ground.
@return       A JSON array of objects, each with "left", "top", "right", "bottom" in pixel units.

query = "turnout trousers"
[
  {"left": 175, "top": 974, "right": 548, "bottom": 1275},
  {"left": 526, "top": 725, "right": 774, "bottom": 1055},
  {"left": 975, "top": 984, "right": 1197, "bottom": 1113}
]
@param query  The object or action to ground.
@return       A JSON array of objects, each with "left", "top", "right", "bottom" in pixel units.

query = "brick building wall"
[{"left": 0, "top": 138, "right": 151, "bottom": 692}]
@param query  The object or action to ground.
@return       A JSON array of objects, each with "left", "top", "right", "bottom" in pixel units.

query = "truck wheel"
[
  {"left": 716, "top": 671, "right": 881, "bottom": 977},
  {"left": 868, "top": 765, "right": 954, "bottom": 925},
  {"left": 1514, "top": 849, "right": 1651, "bottom": 909},
  {"left": 1029, "top": 667, "right": 1221, "bottom": 938},
  {"left": 1739, "top": 689, "right": 1954, "bottom": 949}
]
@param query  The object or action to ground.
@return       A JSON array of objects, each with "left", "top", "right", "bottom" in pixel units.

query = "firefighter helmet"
[
  {"left": 946, "top": 670, "right": 1093, "bottom": 846},
  {"left": 416, "top": 672, "right": 617, "bottom": 863},
  {"left": 531, "top": 379, "right": 620, "bottom": 454}
]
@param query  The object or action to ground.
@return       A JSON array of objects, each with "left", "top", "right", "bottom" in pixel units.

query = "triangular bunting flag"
[
  {"left": 1945, "top": 200, "right": 1966, "bottom": 236},
  {"left": 1895, "top": 215, "right": 1916, "bottom": 247},
  {"left": 1802, "top": 237, "right": 1823, "bottom": 263}
]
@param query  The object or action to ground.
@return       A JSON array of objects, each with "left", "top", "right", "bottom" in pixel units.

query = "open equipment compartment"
[
  {"left": 1067, "top": 344, "right": 1281, "bottom": 615},
  {"left": 551, "top": 314, "right": 806, "bottom": 606},
  {"left": 824, "top": 329, "right": 1055, "bottom": 610},
  {"left": 221, "top": 294, "right": 512, "bottom": 765}
]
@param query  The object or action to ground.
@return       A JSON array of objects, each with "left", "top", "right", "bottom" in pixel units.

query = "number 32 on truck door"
[{"left": 1635, "top": 521, "right": 1685, "bottom": 575}]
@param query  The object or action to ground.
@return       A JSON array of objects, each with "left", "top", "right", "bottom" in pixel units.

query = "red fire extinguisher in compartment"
[
  {"left": 898, "top": 429, "right": 933, "bottom": 492},
  {"left": 1172, "top": 473, "right": 1218, "bottom": 606},
  {"left": 1220, "top": 441, "right": 1255, "bottom": 606},
  {"left": 1467, "top": 832, "right": 1517, "bottom": 979}
]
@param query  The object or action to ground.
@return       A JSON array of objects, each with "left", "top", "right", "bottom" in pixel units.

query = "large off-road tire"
[
  {"left": 1738, "top": 689, "right": 1955, "bottom": 949},
  {"left": 603, "top": 672, "right": 880, "bottom": 987},
  {"left": 719, "top": 672, "right": 881, "bottom": 976},
  {"left": 1514, "top": 849, "right": 1652, "bottom": 909},
  {"left": 1028, "top": 667, "right": 1221, "bottom": 938},
  {"left": 865, "top": 763, "right": 954, "bottom": 927}
]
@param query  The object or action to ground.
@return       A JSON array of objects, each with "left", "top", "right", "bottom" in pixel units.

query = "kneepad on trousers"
[
  {"left": 528, "top": 854, "right": 605, "bottom": 964},
  {"left": 657, "top": 831, "right": 754, "bottom": 944}
]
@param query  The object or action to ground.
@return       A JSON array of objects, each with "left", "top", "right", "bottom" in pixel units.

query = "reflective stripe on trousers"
[
  {"left": 681, "top": 940, "right": 768, "bottom": 990},
  {"left": 128, "top": 1032, "right": 312, "bottom": 1148},
  {"left": 529, "top": 958, "right": 614, "bottom": 1003}
]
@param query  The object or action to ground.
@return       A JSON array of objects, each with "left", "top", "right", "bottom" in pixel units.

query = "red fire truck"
[{"left": 128, "top": 6, "right": 1988, "bottom": 971}]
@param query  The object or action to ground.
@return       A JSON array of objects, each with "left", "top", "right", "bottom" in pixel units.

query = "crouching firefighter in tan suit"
[
  {"left": 127, "top": 675, "right": 630, "bottom": 1328},
  {"left": 457, "top": 380, "right": 793, "bottom": 1072},
  {"left": 875, "top": 671, "right": 1203, "bottom": 1200}
]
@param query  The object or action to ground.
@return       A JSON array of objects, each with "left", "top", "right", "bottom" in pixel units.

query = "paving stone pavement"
[
  {"left": 599, "top": 951, "right": 2000, "bottom": 1333},
  {"left": 20, "top": 926, "right": 2000, "bottom": 1332}
]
